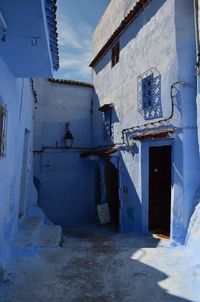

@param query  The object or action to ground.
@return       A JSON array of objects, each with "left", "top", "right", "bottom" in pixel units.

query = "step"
[
  {"left": 36, "top": 224, "right": 62, "bottom": 248},
  {"left": 11, "top": 216, "right": 62, "bottom": 256}
]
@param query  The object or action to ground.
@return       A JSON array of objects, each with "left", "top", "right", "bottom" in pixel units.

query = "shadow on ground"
[{"left": 0, "top": 224, "right": 197, "bottom": 302}]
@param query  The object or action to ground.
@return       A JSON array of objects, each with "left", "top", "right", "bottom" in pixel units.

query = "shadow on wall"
[
  {"left": 92, "top": 89, "right": 120, "bottom": 147},
  {"left": 38, "top": 152, "right": 99, "bottom": 228},
  {"left": 119, "top": 153, "right": 142, "bottom": 233},
  {"left": 93, "top": 0, "right": 166, "bottom": 75}
]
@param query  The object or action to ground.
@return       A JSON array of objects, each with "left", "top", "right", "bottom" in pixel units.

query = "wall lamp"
[{"left": 64, "top": 122, "right": 74, "bottom": 148}]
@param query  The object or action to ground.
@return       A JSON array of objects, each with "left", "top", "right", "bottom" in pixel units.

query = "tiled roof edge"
[
  {"left": 46, "top": 0, "right": 59, "bottom": 71},
  {"left": 48, "top": 78, "right": 94, "bottom": 88},
  {"left": 90, "top": 0, "right": 151, "bottom": 68}
]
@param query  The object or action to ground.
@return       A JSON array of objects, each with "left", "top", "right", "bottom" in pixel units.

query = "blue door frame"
[{"left": 141, "top": 139, "right": 174, "bottom": 235}]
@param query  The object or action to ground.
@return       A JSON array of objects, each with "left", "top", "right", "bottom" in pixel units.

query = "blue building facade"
[
  {"left": 33, "top": 78, "right": 98, "bottom": 228},
  {"left": 33, "top": 0, "right": 200, "bottom": 247},
  {"left": 89, "top": 0, "right": 200, "bottom": 243},
  {"left": 0, "top": 0, "right": 59, "bottom": 267}
]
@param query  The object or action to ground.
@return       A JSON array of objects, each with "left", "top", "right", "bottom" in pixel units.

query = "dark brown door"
[
  {"left": 105, "top": 161, "right": 120, "bottom": 230},
  {"left": 148, "top": 146, "right": 172, "bottom": 235}
]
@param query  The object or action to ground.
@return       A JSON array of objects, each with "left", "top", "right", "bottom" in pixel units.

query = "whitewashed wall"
[
  {"left": 93, "top": 0, "right": 180, "bottom": 147},
  {"left": 93, "top": 0, "right": 138, "bottom": 57},
  {"left": 92, "top": 0, "right": 199, "bottom": 242}
]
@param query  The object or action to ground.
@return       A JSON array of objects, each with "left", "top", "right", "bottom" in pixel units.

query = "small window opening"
[
  {"left": 103, "top": 109, "right": 112, "bottom": 139},
  {"left": 112, "top": 41, "right": 120, "bottom": 67}
]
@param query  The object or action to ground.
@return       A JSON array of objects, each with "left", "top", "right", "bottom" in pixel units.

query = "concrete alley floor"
[{"left": 0, "top": 224, "right": 200, "bottom": 302}]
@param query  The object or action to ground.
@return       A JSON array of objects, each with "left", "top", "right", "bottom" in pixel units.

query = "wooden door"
[
  {"left": 148, "top": 146, "right": 172, "bottom": 235},
  {"left": 105, "top": 161, "right": 120, "bottom": 230}
]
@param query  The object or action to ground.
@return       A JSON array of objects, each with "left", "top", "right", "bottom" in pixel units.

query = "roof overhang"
[
  {"left": 0, "top": 0, "right": 59, "bottom": 77},
  {"left": 80, "top": 146, "right": 119, "bottom": 159},
  {"left": 131, "top": 128, "right": 174, "bottom": 141},
  {"left": 48, "top": 78, "right": 94, "bottom": 88},
  {"left": 98, "top": 103, "right": 113, "bottom": 112}
]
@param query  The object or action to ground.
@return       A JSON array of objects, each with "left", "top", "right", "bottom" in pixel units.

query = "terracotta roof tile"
[
  {"left": 48, "top": 78, "right": 94, "bottom": 88},
  {"left": 46, "top": 0, "right": 59, "bottom": 70}
]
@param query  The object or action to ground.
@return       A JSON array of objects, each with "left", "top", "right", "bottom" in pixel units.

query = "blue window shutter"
[
  {"left": 104, "top": 109, "right": 112, "bottom": 139},
  {"left": 142, "top": 74, "right": 153, "bottom": 109}
]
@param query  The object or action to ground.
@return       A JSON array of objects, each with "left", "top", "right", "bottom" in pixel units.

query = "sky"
[{"left": 54, "top": 0, "right": 110, "bottom": 83}]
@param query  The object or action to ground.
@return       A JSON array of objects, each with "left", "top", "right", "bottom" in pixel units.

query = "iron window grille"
[
  {"left": 137, "top": 68, "right": 162, "bottom": 120},
  {"left": 142, "top": 74, "right": 153, "bottom": 109}
]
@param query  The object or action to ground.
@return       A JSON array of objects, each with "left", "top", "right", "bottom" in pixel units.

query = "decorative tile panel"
[{"left": 137, "top": 68, "right": 162, "bottom": 120}]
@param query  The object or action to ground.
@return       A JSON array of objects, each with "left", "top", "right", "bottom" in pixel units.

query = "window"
[
  {"left": 98, "top": 103, "right": 113, "bottom": 140},
  {"left": 0, "top": 102, "right": 6, "bottom": 156},
  {"left": 112, "top": 41, "right": 120, "bottom": 67},
  {"left": 103, "top": 109, "right": 112, "bottom": 139},
  {"left": 137, "top": 68, "right": 162, "bottom": 120},
  {"left": 142, "top": 74, "right": 153, "bottom": 109}
]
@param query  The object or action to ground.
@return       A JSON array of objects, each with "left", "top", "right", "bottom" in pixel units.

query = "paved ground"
[{"left": 0, "top": 225, "right": 200, "bottom": 302}]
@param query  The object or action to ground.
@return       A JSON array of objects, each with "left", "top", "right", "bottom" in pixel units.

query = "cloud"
[
  {"left": 57, "top": 15, "right": 92, "bottom": 50},
  {"left": 56, "top": 11, "right": 93, "bottom": 81},
  {"left": 55, "top": 49, "right": 92, "bottom": 81}
]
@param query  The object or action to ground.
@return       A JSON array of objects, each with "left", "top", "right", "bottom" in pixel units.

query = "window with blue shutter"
[
  {"left": 137, "top": 68, "right": 162, "bottom": 120},
  {"left": 142, "top": 74, "right": 153, "bottom": 109},
  {"left": 103, "top": 109, "right": 112, "bottom": 139}
]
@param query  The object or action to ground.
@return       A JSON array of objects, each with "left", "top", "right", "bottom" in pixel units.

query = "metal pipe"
[{"left": 121, "top": 81, "right": 179, "bottom": 143}]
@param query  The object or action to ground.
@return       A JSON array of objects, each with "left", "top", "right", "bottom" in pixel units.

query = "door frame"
[
  {"left": 19, "top": 128, "right": 30, "bottom": 218},
  {"left": 141, "top": 139, "right": 174, "bottom": 236}
]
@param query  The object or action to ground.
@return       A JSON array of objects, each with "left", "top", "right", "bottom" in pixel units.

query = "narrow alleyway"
[{"left": 0, "top": 225, "right": 199, "bottom": 302}]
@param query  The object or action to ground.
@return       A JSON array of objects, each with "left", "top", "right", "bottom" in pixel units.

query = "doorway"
[
  {"left": 148, "top": 146, "right": 172, "bottom": 236},
  {"left": 19, "top": 129, "right": 30, "bottom": 218},
  {"left": 105, "top": 161, "right": 120, "bottom": 231}
]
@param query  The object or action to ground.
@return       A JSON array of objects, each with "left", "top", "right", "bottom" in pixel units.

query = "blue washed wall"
[
  {"left": 0, "top": 0, "right": 58, "bottom": 268},
  {"left": 92, "top": 0, "right": 200, "bottom": 242},
  {"left": 33, "top": 79, "right": 98, "bottom": 227},
  {"left": 174, "top": 0, "right": 200, "bottom": 242},
  {"left": 0, "top": 0, "right": 54, "bottom": 77},
  {"left": 0, "top": 57, "right": 37, "bottom": 267},
  {"left": 38, "top": 152, "right": 97, "bottom": 226}
]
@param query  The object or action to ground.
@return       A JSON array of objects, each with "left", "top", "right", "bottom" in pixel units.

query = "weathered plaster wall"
[
  {"left": 0, "top": 57, "right": 36, "bottom": 267},
  {"left": 93, "top": 0, "right": 138, "bottom": 57},
  {"left": 92, "top": 0, "right": 199, "bottom": 242},
  {"left": 93, "top": 0, "right": 179, "bottom": 146},
  {"left": 34, "top": 79, "right": 93, "bottom": 150},
  {"left": 33, "top": 79, "right": 98, "bottom": 227}
]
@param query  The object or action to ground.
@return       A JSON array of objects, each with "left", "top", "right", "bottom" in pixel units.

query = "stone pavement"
[{"left": 0, "top": 225, "right": 199, "bottom": 302}]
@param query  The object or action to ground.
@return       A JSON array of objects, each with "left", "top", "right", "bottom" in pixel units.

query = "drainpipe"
[
  {"left": 194, "top": 0, "right": 200, "bottom": 92},
  {"left": 90, "top": 98, "right": 94, "bottom": 147},
  {"left": 121, "top": 81, "right": 179, "bottom": 144}
]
